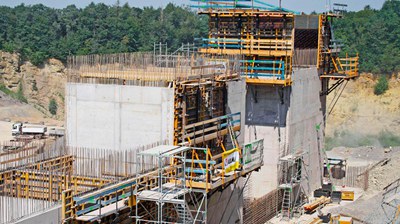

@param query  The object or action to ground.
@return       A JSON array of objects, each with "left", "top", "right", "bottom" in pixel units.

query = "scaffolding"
[
  {"left": 382, "top": 178, "right": 400, "bottom": 223},
  {"left": 60, "top": 110, "right": 264, "bottom": 223},
  {"left": 197, "top": 7, "right": 295, "bottom": 85},
  {"left": 318, "top": 14, "right": 359, "bottom": 80},
  {"left": 278, "top": 152, "right": 309, "bottom": 220},
  {"left": 135, "top": 145, "right": 207, "bottom": 223}
]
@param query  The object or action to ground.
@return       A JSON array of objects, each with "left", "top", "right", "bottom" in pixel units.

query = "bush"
[
  {"left": 378, "top": 131, "right": 400, "bottom": 148},
  {"left": 374, "top": 76, "right": 389, "bottom": 95},
  {"left": 0, "top": 83, "right": 27, "bottom": 103},
  {"left": 16, "top": 82, "right": 28, "bottom": 103},
  {"left": 49, "top": 98, "right": 58, "bottom": 115}
]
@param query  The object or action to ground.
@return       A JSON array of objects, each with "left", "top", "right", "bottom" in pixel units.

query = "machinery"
[{"left": 11, "top": 122, "right": 47, "bottom": 138}]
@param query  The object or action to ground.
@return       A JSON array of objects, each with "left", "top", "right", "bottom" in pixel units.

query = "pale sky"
[{"left": 0, "top": 0, "right": 387, "bottom": 13}]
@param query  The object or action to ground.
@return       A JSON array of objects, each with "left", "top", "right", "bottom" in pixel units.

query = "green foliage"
[
  {"left": 335, "top": 0, "right": 400, "bottom": 74},
  {"left": 0, "top": 82, "right": 27, "bottom": 103},
  {"left": 378, "top": 131, "right": 400, "bottom": 148},
  {"left": 0, "top": 83, "right": 14, "bottom": 96},
  {"left": 0, "top": 3, "right": 207, "bottom": 63},
  {"left": 48, "top": 98, "right": 58, "bottom": 115},
  {"left": 16, "top": 82, "right": 28, "bottom": 103},
  {"left": 374, "top": 75, "right": 389, "bottom": 95},
  {"left": 1, "top": 1, "right": 398, "bottom": 75}
]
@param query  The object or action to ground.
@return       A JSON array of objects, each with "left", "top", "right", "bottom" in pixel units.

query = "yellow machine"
[
  {"left": 341, "top": 190, "right": 355, "bottom": 201},
  {"left": 331, "top": 215, "right": 353, "bottom": 224}
]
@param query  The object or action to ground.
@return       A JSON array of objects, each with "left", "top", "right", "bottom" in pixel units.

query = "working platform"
[{"left": 62, "top": 140, "right": 264, "bottom": 223}]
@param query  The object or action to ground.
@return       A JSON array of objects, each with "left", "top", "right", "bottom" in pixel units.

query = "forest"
[
  {"left": 0, "top": 3, "right": 208, "bottom": 65},
  {"left": 0, "top": 0, "right": 399, "bottom": 74},
  {"left": 335, "top": 0, "right": 400, "bottom": 74}
]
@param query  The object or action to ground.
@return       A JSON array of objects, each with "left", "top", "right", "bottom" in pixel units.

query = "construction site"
[{"left": 1, "top": 1, "right": 400, "bottom": 224}]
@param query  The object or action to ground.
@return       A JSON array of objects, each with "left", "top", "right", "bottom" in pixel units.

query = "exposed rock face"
[
  {"left": 0, "top": 51, "right": 66, "bottom": 120},
  {"left": 0, "top": 51, "right": 20, "bottom": 90}
]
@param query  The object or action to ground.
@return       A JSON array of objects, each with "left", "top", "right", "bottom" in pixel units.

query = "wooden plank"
[
  {"left": 75, "top": 199, "right": 128, "bottom": 222},
  {"left": 245, "top": 77, "right": 292, "bottom": 86},
  {"left": 188, "top": 125, "right": 240, "bottom": 146}
]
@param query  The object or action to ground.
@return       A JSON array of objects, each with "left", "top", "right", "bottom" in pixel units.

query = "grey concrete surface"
[
  {"left": 226, "top": 79, "right": 246, "bottom": 146},
  {"left": 66, "top": 83, "right": 174, "bottom": 150},
  {"left": 244, "top": 85, "right": 290, "bottom": 198},
  {"left": 244, "top": 67, "right": 325, "bottom": 198},
  {"left": 0, "top": 196, "right": 59, "bottom": 224},
  {"left": 14, "top": 205, "right": 61, "bottom": 224},
  {"left": 208, "top": 178, "right": 244, "bottom": 224},
  {"left": 288, "top": 67, "right": 324, "bottom": 194}
]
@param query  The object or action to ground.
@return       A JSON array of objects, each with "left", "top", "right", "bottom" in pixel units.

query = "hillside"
[
  {"left": 0, "top": 51, "right": 66, "bottom": 120},
  {"left": 326, "top": 74, "right": 400, "bottom": 149}
]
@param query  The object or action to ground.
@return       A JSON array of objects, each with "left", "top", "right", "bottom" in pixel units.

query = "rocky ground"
[
  {"left": 0, "top": 51, "right": 66, "bottom": 120},
  {"left": 324, "top": 146, "right": 400, "bottom": 223}
]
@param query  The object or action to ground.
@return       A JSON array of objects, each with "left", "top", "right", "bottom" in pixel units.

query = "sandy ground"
[
  {"left": 327, "top": 75, "right": 400, "bottom": 137},
  {"left": 0, "top": 92, "right": 63, "bottom": 145},
  {"left": 0, "top": 121, "right": 13, "bottom": 142}
]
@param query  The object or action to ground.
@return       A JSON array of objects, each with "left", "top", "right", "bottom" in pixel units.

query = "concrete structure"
[
  {"left": 207, "top": 179, "right": 244, "bottom": 224},
  {"left": 0, "top": 196, "right": 59, "bottom": 224},
  {"left": 66, "top": 83, "right": 174, "bottom": 150},
  {"left": 244, "top": 67, "right": 324, "bottom": 198},
  {"left": 15, "top": 206, "right": 62, "bottom": 224}
]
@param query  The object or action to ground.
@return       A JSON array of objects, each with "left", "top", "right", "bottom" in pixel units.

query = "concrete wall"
[
  {"left": 226, "top": 79, "right": 246, "bottom": 146},
  {"left": 0, "top": 196, "right": 59, "bottom": 224},
  {"left": 288, "top": 67, "right": 324, "bottom": 194},
  {"left": 244, "top": 85, "right": 290, "bottom": 198},
  {"left": 207, "top": 178, "right": 244, "bottom": 224},
  {"left": 66, "top": 83, "right": 174, "bottom": 150},
  {"left": 15, "top": 205, "right": 61, "bottom": 224},
  {"left": 244, "top": 67, "right": 325, "bottom": 198}
]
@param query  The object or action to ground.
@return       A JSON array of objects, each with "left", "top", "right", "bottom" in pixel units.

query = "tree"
[
  {"left": 374, "top": 75, "right": 389, "bottom": 95},
  {"left": 49, "top": 98, "right": 58, "bottom": 115}
]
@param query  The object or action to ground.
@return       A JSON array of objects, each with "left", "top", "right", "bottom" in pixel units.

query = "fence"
[
  {"left": 331, "top": 165, "right": 370, "bottom": 190},
  {"left": 67, "top": 52, "right": 242, "bottom": 86},
  {"left": 243, "top": 188, "right": 282, "bottom": 224}
]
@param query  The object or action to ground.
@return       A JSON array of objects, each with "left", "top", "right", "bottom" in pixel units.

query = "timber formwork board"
[
  {"left": 200, "top": 8, "right": 295, "bottom": 85},
  {"left": 0, "top": 155, "right": 114, "bottom": 202},
  {"left": 173, "top": 79, "right": 227, "bottom": 146}
]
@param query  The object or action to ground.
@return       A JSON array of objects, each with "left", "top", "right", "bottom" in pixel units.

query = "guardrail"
[
  {"left": 240, "top": 59, "right": 285, "bottom": 80},
  {"left": 183, "top": 112, "right": 241, "bottom": 146}
]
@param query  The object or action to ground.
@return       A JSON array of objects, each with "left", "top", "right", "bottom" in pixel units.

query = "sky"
[{"left": 0, "top": 0, "right": 386, "bottom": 13}]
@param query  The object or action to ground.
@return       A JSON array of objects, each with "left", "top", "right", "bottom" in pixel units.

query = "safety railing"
[
  {"left": 183, "top": 112, "right": 241, "bottom": 146},
  {"left": 240, "top": 59, "right": 286, "bottom": 80},
  {"left": 337, "top": 54, "right": 359, "bottom": 78},
  {"left": 202, "top": 38, "right": 292, "bottom": 53}
]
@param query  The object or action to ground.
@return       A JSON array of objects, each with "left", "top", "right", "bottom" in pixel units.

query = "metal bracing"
[
  {"left": 278, "top": 152, "right": 309, "bottom": 220},
  {"left": 318, "top": 14, "right": 359, "bottom": 79},
  {"left": 135, "top": 145, "right": 207, "bottom": 224}
]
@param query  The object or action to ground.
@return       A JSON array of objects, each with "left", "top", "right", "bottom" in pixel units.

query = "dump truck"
[
  {"left": 12, "top": 122, "right": 47, "bottom": 139},
  {"left": 48, "top": 127, "right": 65, "bottom": 137}
]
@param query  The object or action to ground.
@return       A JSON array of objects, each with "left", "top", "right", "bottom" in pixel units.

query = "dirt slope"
[{"left": 326, "top": 74, "right": 400, "bottom": 145}]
